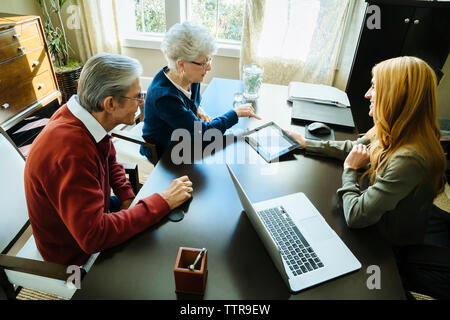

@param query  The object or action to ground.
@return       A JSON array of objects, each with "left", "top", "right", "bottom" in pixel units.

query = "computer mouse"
[
  {"left": 167, "top": 208, "right": 184, "bottom": 222},
  {"left": 307, "top": 122, "right": 331, "bottom": 135}
]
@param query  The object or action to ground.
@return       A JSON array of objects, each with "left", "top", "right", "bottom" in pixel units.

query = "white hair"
[
  {"left": 78, "top": 53, "right": 143, "bottom": 113},
  {"left": 161, "top": 21, "right": 217, "bottom": 71}
]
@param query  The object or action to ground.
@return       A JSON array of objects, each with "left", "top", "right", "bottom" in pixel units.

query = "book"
[{"left": 287, "top": 81, "right": 350, "bottom": 108}]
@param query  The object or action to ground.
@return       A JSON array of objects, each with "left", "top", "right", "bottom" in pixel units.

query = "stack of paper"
[{"left": 288, "top": 81, "right": 350, "bottom": 108}]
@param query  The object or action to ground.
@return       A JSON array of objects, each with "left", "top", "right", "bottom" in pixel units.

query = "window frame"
[{"left": 117, "top": 0, "right": 241, "bottom": 58}]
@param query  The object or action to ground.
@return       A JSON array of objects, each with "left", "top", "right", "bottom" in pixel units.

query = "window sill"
[{"left": 120, "top": 34, "right": 241, "bottom": 59}]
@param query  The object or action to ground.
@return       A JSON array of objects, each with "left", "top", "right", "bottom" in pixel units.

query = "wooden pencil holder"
[{"left": 174, "top": 247, "right": 208, "bottom": 295}]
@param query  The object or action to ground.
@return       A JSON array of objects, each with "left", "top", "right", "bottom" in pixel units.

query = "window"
[
  {"left": 257, "top": 0, "right": 320, "bottom": 61},
  {"left": 131, "top": 0, "right": 244, "bottom": 43},
  {"left": 134, "top": 0, "right": 166, "bottom": 33},
  {"left": 188, "top": 0, "right": 244, "bottom": 42}
]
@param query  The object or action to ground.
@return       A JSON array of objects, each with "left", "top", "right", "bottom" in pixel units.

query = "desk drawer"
[
  {"left": 0, "top": 35, "right": 43, "bottom": 62},
  {"left": 33, "top": 70, "right": 56, "bottom": 100},
  {"left": 0, "top": 21, "right": 40, "bottom": 49},
  {"left": 0, "top": 47, "right": 51, "bottom": 89},
  {"left": 0, "top": 71, "right": 56, "bottom": 124}
]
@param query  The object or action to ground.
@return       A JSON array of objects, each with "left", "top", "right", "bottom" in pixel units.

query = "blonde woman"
[{"left": 287, "top": 56, "right": 449, "bottom": 299}]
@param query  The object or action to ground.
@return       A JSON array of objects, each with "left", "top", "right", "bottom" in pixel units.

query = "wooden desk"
[{"left": 73, "top": 79, "right": 405, "bottom": 300}]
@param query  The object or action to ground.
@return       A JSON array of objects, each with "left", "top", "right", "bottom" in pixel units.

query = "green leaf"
[
  {"left": 36, "top": 0, "right": 43, "bottom": 7},
  {"left": 59, "top": 0, "right": 67, "bottom": 8}
]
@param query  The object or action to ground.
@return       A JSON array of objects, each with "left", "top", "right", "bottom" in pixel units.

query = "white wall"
[
  {"left": 0, "top": 0, "right": 41, "bottom": 16},
  {"left": 2, "top": 0, "right": 449, "bottom": 119},
  {"left": 122, "top": 46, "right": 241, "bottom": 85},
  {"left": 437, "top": 54, "right": 450, "bottom": 119},
  {"left": 122, "top": 0, "right": 366, "bottom": 91}
]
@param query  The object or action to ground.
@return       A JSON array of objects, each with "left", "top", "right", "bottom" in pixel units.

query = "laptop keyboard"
[{"left": 258, "top": 206, "right": 324, "bottom": 276}]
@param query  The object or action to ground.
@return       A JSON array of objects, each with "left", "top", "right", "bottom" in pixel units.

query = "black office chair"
[
  {"left": 399, "top": 244, "right": 450, "bottom": 300},
  {"left": 397, "top": 205, "right": 450, "bottom": 300}
]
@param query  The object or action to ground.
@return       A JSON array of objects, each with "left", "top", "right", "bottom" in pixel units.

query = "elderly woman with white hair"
[{"left": 140, "top": 21, "right": 261, "bottom": 163}]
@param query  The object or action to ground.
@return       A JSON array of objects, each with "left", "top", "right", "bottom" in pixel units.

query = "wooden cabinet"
[
  {"left": 346, "top": 0, "right": 450, "bottom": 133},
  {"left": 0, "top": 14, "right": 61, "bottom": 131}
]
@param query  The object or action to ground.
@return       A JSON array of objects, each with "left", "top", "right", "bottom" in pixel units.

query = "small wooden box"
[{"left": 174, "top": 247, "right": 208, "bottom": 295}]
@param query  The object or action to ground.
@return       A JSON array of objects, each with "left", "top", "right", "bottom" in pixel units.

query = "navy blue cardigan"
[{"left": 140, "top": 67, "right": 238, "bottom": 162}]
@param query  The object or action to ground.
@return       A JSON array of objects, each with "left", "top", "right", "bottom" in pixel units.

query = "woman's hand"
[
  {"left": 285, "top": 130, "right": 306, "bottom": 148},
  {"left": 233, "top": 103, "right": 262, "bottom": 120},
  {"left": 344, "top": 144, "right": 370, "bottom": 170},
  {"left": 160, "top": 175, "right": 193, "bottom": 210},
  {"left": 196, "top": 106, "right": 212, "bottom": 122}
]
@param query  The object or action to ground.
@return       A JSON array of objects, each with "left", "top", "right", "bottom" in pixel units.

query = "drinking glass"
[{"left": 243, "top": 63, "right": 264, "bottom": 100}]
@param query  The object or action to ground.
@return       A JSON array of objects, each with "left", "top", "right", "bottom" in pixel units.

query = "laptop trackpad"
[{"left": 300, "top": 217, "right": 334, "bottom": 243}]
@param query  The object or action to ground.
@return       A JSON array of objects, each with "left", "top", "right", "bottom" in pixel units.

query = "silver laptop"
[{"left": 226, "top": 164, "right": 361, "bottom": 293}]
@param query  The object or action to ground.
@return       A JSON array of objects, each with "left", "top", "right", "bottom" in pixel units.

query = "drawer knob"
[
  {"left": 414, "top": 19, "right": 420, "bottom": 25},
  {"left": 1, "top": 103, "right": 9, "bottom": 109},
  {"left": 38, "top": 83, "right": 45, "bottom": 89},
  {"left": 32, "top": 61, "right": 40, "bottom": 67},
  {"left": 17, "top": 46, "right": 25, "bottom": 52},
  {"left": 404, "top": 18, "right": 410, "bottom": 23},
  {"left": 12, "top": 34, "right": 21, "bottom": 39}
]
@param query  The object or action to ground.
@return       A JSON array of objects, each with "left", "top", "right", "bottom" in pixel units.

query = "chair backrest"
[
  {"left": 0, "top": 128, "right": 28, "bottom": 254},
  {"left": 0, "top": 127, "right": 98, "bottom": 300}
]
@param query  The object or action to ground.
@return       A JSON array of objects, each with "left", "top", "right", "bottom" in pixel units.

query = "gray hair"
[
  {"left": 78, "top": 53, "right": 143, "bottom": 113},
  {"left": 161, "top": 21, "right": 217, "bottom": 71}
]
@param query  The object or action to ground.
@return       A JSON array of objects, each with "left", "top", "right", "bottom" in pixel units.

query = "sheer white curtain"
[
  {"left": 70, "top": 0, "right": 122, "bottom": 62},
  {"left": 240, "top": 0, "right": 352, "bottom": 85}
]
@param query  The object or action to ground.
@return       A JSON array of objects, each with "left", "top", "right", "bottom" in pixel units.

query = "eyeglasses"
[
  {"left": 189, "top": 58, "right": 212, "bottom": 69},
  {"left": 120, "top": 92, "right": 145, "bottom": 102}
]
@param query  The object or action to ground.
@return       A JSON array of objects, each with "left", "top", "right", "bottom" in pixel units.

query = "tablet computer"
[{"left": 244, "top": 122, "right": 301, "bottom": 163}]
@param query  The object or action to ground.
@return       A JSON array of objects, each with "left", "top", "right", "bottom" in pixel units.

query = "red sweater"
[{"left": 24, "top": 105, "right": 170, "bottom": 266}]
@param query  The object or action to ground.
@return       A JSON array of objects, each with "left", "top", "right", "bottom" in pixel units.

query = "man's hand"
[
  {"left": 160, "top": 175, "right": 193, "bottom": 210},
  {"left": 344, "top": 144, "right": 370, "bottom": 170},
  {"left": 120, "top": 198, "right": 134, "bottom": 210},
  {"left": 196, "top": 106, "right": 213, "bottom": 122}
]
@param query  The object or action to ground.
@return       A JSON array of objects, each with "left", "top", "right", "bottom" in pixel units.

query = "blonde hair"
[{"left": 364, "top": 56, "right": 445, "bottom": 199}]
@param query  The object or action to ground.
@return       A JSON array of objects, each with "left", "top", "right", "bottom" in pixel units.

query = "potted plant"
[{"left": 36, "top": 0, "right": 82, "bottom": 104}]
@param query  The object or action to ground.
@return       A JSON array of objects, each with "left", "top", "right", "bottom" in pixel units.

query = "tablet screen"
[
  {"left": 247, "top": 126, "right": 292, "bottom": 157},
  {"left": 245, "top": 122, "right": 300, "bottom": 162}
]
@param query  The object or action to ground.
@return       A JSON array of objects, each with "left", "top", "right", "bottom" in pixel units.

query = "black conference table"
[{"left": 74, "top": 78, "right": 406, "bottom": 300}]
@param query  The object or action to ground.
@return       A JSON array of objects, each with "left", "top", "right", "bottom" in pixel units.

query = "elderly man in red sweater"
[{"left": 24, "top": 53, "right": 193, "bottom": 266}]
